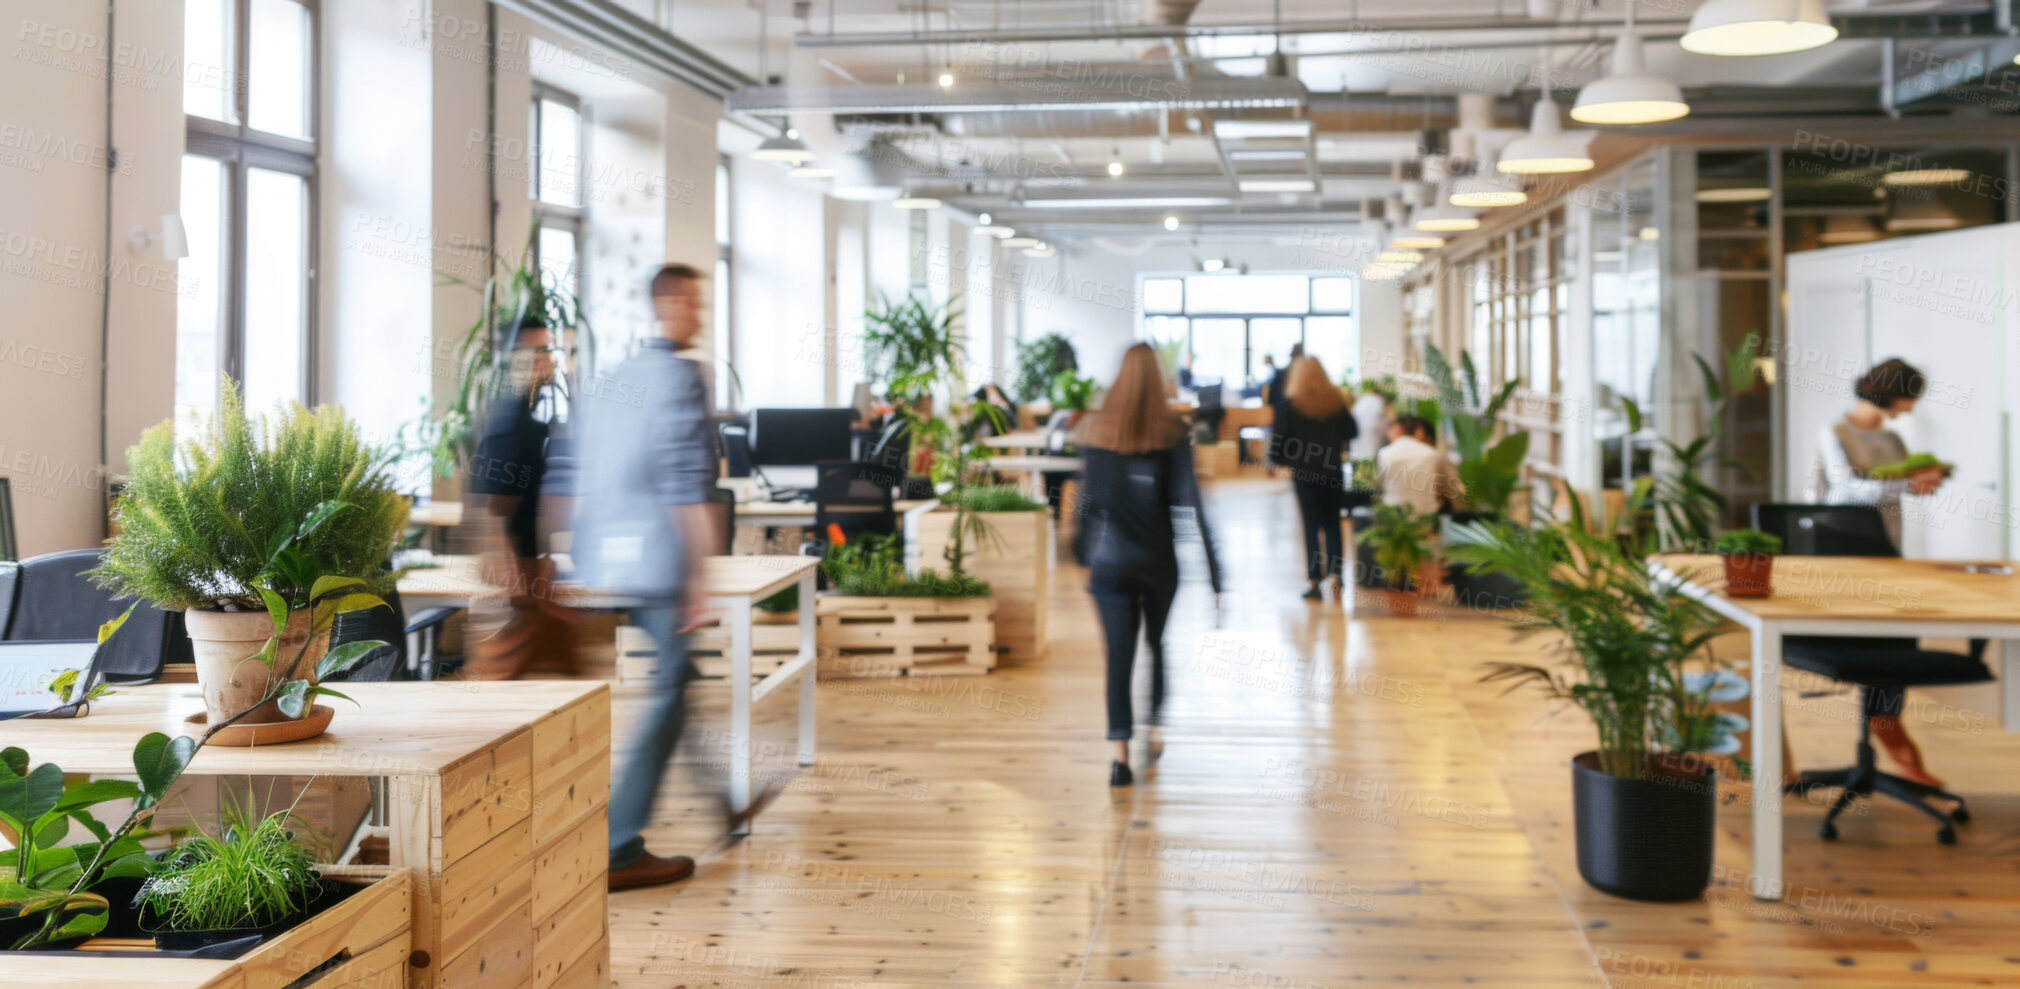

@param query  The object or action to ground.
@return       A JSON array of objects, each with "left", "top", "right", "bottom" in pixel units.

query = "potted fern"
[
  {"left": 1712, "top": 529, "right": 1781, "bottom": 598},
  {"left": 1354, "top": 504, "right": 1435, "bottom": 617},
  {"left": 1447, "top": 493, "right": 1726, "bottom": 902},
  {"left": 92, "top": 380, "right": 407, "bottom": 741}
]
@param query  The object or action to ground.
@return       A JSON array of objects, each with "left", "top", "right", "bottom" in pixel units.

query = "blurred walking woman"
[
  {"left": 1270, "top": 356, "right": 1357, "bottom": 600},
  {"left": 1076, "top": 344, "right": 1222, "bottom": 787}
]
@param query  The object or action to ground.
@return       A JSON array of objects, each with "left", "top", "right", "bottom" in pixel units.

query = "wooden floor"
[{"left": 605, "top": 478, "right": 2020, "bottom": 988}]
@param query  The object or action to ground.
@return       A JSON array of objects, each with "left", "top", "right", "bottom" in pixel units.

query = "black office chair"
[
  {"left": 325, "top": 587, "right": 460, "bottom": 682},
  {"left": 814, "top": 460, "right": 899, "bottom": 548},
  {"left": 4, "top": 549, "right": 184, "bottom": 684},
  {"left": 1751, "top": 503, "right": 1991, "bottom": 843}
]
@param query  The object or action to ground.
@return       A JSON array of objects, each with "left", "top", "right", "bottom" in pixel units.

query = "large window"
[
  {"left": 530, "top": 85, "right": 585, "bottom": 298},
  {"left": 1459, "top": 210, "right": 1568, "bottom": 483},
  {"left": 1140, "top": 275, "right": 1356, "bottom": 389},
  {"left": 177, "top": 0, "right": 318, "bottom": 424}
]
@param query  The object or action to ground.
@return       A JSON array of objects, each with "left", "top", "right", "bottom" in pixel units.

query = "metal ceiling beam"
[
  {"left": 495, "top": 0, "right": 753, "bottom": 100},
  {"left": 726, "top": 76, "right": 1308, "bottom": 114}
]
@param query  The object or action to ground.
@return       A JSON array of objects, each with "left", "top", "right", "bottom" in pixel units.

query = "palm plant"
[
  {"left": 1355, "top": 503, "right": 1434, "bottom": 591},
  {"left": 898, "top": 401, "right": 1005, "bottom": 577},
  {"left": 1446, "top": 489, "right": 1726, "bottom": 780},
  {"left": 863, "top": 292, "right": 965, "bottom": 400},
  {"left": 1011, "top": 332, "right": 1078, "bottom": 402},
  {"left": 1620, "top": 338, "right": 1760, "bottom": 552},
  {"left": 411, "top": 233, "right": 590, "bottom": 479},
  {"left": 1423, "top": 343, "right": 1528, "bottom": 516}
]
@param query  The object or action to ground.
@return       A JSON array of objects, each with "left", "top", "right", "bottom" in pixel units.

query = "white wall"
[
  {"left": 721, "top": 122, "right": 826, "bottom": 410},
  {"left": 1012, "top": 249, "right": 1141, "bottom": 386}
]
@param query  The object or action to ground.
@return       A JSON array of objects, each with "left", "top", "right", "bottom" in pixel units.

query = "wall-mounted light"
[{"left": 128, "top": 213, "right": 189, "bottom": 260}]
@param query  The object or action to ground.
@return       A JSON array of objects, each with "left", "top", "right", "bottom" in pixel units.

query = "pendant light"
[
  {"left": 1499, "top": 59, "right": 1593, "bottom": 175},
  {"left": 1573, "top": 2, "right": 1689, "bottom": 125},
  {"left": 1681, "top": 0, "right": 1837, "bottom": 57},
  {"left": 748, "top": 11, "right": 817, "bottom": 165},
  {"left": 1414, "top": 194, "right": 1481, "bottom": 233},
  {"left": 1450, "top": 160, "right": 1528, "bottom": 208}
]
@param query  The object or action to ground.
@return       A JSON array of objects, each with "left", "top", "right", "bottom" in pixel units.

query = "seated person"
[{"left": 1375, "top": 415, "right": 1460, "bottom": 517}]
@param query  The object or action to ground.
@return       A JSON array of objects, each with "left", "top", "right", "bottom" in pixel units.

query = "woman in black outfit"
[
  {"left": 1269, "top": 356, "right": 1357, "bottom": 601},
  {"left": 1076, "top": 343, "right": 1222, "bottom": 786}
]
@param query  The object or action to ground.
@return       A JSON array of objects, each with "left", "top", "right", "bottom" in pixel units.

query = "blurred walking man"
[{"left": 573, "top": 263, "right": 721, "bottom": 890}]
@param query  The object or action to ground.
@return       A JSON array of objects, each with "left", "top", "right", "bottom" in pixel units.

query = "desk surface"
[
  {"left": 702, "top": 554, "right": 820, "bottom": 598},
  {"left": 399, "top": 553, "right": 820, "bottom": 602},
  {"left": 412, "top": 500, "right": 463, "bottom": 527},
  {"left": 981, "top": 430, "right": 1050, "bottom": 450},
  {"left": 2, "top": 681, "right": 606, "bottom": 777},
  {"left": 984, "top": 454, "right": 1083, "bottom": 472},
  {"left": 1655, "top": 554, "right": 2020, "bottom": 622}
]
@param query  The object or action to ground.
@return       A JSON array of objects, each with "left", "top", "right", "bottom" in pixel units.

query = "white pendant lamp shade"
[
  {"left": 1572, "top": 33, "right": 1689, "bottom": 124},
  {"left": 1414, "top": 203, "right": 1480, "bottom": 233},
  {"left": 1450, "top": 172, "right": 1528, "bottom": 208},
  {"left": 752, "top": 130, "right": 815, "bottom": 164},
  {"left": 1680, "top": 0, "right": 1837, "bottom": 57},
  {"left": 1497, "top": 98, "right": 1593, "bottom": 174},
  {"left": 1389, "top": 234, "right": 1447, "bottom": 250}
]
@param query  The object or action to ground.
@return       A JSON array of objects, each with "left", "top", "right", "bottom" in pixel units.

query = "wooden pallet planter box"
[
  {"left": 909, "top": 509, "right": 1050, "bottom": 663},
  {"left": 617, "top": 612, "right": 801, "bottom": 681},
  {"left": 1194, "top": 441, "right": 1240, "bottom": 479},
  {"left": 11, "top": 868, "right": 416, "bottom": 989},
  {"left": 815, "top": 594, "right": 996, "bottom": 677}
]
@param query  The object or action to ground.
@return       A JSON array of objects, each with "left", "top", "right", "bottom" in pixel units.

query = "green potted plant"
[
  {"left": 1423, "top": 344, "right": 1529, "bottom": 608},
  {"left": 1448, "top": 492, "right": 1727, "bottom": 902},
  {"left": 1354, "top": 504, "right": 1435, "bottom": 616},
  {"left": 137, "top": 797, "right": 326, "bottom": 950},
  {"left": 862, "top": 292, "right": 966, "bottom": 401},
  {"left": 1047, "top": 369, "right": 1099, "bottom": 424},
  {"left": 1011, "top": 332, "right": 1078, "bottom": 403},
  {"left": 1712, "top": 529, "right": 1782, "bottom": 598},
  {"left": 92, "top": 380, "right": 406, "bottom": 739}
]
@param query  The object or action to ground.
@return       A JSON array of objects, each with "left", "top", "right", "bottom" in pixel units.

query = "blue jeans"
[{"left": 608, "top": 601, "right": 696, "bottom": 868}]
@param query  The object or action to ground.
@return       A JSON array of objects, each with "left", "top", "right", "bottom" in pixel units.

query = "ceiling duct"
[{"left": 727, "top": 76, "right": 1307, "bottom": 115}]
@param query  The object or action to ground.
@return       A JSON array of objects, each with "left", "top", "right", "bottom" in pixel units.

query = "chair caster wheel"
[
  {"left": 1950, "top": 806, "right": 1970, "bottom": 824},
  {"left": 1937, "top": 825, "right": 1957, "bottom": 845},
  {"left": 1818, "top": 822, "right": 1838, "bottom": 841}
]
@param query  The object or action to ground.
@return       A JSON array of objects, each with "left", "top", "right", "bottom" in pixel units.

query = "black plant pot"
[
  {"left": 1446, "top": 563, "right": 1528, "bottom": 610},
  {"left": 1570, "top": 751, "right": 1716, "bottom": 902}
]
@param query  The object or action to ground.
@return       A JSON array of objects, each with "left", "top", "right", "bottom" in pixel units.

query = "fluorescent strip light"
[
  {"left": 1237, "top": 179, "right": 1316, "bottom": 193},
  {"left": 892, "top": 197, "right": 942, "bottom": 210},
  {"left": 1228, "top": 149, "right": 1309, "bottom": 161},
  {"left": 1695, "top": 187, "right": 1771, "bottom": 203},
  {"left": 1883, "top": 168, "right": 1971, "bottom": 186},
  {"left": 1212, "top": 120, "right": 1313, "bottom": 139},
  {"left": 1020, "top": 196, "right": 1234, "bottom": 209}
]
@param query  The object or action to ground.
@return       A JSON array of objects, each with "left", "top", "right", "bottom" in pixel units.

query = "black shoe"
[
  {"left": 1301, "top": 584, "right": 1324, "bottom": 600},
  {"left": 1110, "top": 760, "right": 1133, "bottom": 786}
]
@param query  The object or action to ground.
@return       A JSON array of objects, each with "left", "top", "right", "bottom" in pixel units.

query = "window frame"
[
  {"left": 181, "top": 0, "right": 320, "bottom": 408},
  {"left": 1137, "top": 273, "right": 1358, "bottom": 385},
  {"left": 529, "top": 83, "right": 587, "bottom": 299}
]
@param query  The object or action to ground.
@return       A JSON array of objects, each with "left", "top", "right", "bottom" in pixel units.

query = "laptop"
[{"left": 0, "top": 640, "right": 102, "bottom": 719}]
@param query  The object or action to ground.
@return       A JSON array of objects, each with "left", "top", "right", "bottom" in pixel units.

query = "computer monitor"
[{"left": 749, "top": 407, "right": 856, "bottom": 489}]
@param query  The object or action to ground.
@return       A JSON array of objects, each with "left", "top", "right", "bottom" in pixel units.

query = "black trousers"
[
  {"left": 1291, "top": 477, "right": 1344, "bottom": 582},
  {"left": 1089, "top": 565, "right": 1179, "bottom": 742}
]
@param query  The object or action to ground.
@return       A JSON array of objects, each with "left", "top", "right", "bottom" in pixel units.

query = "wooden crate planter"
[
  {"left": 617, "top": 613, "right": 801, "bottom": 681},
  {"left": 1194, "top": 441, "right": 1240, "bottom": 479},
  {"left": 909, "top": 509, "right": 1050, "bottom": 663},
  {"left": 816, "top": 595, "right": 995, "bottom": 677},
  {"left": 12, "top": 868, "right": 416, "bottom": 989}
]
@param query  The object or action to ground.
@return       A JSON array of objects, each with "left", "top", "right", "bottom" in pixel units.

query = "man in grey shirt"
[{"left": 573, "top": 262, "right": 721, "bottom": 890}]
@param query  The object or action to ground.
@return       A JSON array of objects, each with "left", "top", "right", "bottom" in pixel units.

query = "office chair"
[
  {"left": 720, "top": 422, "right": 753, "bottom": 478},
  {"left": 0, "top": 477, "right": 16, "bottom": 561},
  {"left": 4, "top": 549, "right": 185, "bottom": 684},
  {"left": 1751, "top": 503, "right": 1990, "bottom": 844},
  {"left": 814, "top": 460, "right": 899, "bottom": 548},
  {"left": 325, "top": 587, "right": 461, "bottom": 682}
]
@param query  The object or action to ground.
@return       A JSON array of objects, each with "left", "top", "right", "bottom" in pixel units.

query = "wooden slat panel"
[
  {"left": 439, "top": 899, "right": 532, "bottom": 989},
  {"left": 547, "top": 933, "right": 609, "bottom": 989},
  {"left": 307, "top": 935, "right": 409, "bottom": 989},
  {"left": 222, "top": 869, "right": 414, "bottom": 989},
  {"left": 531, "top": 812, "right": 608, "bottom": 925},
  {"left": 531, "top": 880, "right": 607, "bottom": 988},
  {"left": 530, "top": 685, "right": 612, "bottom": 845},
  {"left": 439, "top": 728, "right": 533, "bottom": 870},
  {"left": 437, "top": 816, "right": 533, "bottom": 957}
]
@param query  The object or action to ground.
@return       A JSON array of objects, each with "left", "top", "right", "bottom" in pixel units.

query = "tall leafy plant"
[
  {"left": 411, "top": 232, "right": 590, "bottom": 479},
  {"left": 1011, "top": 332, "right": 1078, "bottom": 402},
  {"left": 1355, "top": 503, "right": 1434, "bottom": 591},
  {"left": 1047, "top": 370, "right": 1099, "bottom": 412},
  {"left": 1423, "top": 343, "right": 1528, "bottom": 516},
  {"left": 1619, "top": 339, "right": 1760, "bottom": 552},
  {"left": 1446, "top": 489, "right": 1726, "bottom": 780},
  {"left": 863, "top": 292, "right": 965, "bottom": 400},
  {"left": 899, "top": 400, "right": 1006, "bottom": 578}
]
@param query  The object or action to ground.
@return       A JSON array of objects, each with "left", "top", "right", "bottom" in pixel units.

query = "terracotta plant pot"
[
  {"left": 1381, "top": 588, "right": 1420, "bottom": 617},
  {"left": 1721, "top": 552, "right": 1774, "bottom": 598},
  {"left": 184, "top": 608, "right": 327, "bottom": 729}
]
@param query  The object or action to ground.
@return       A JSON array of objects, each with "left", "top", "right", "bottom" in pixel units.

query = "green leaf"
[
  {"left": 132, "top": 733, "right": 196, "bottom": 809},
  {"left": 316, "top": 639, "right": 388, "bottom": 681},
  {"left": 258, "top": 586, "right": 290, "bottom": 636},
  {"left": 0, "top": 764, "right": 65, "bottom": 833},
  {"left": 51, "top": 778, "right": 142, "bottom": 814},
  {"left": 295, "top": 499, "right": 354, "bottom": 542},
  {"left": 96, "top": 849, "right": 154, "bottom": 882},
  {"left": 1693, "top": 353, "right": 1723, "bottom": 404},
  {"left": 309, "top": 575, "right": 367, "bottom": 603},
  {"left": 265, "top": 523, "right": 295, "bottom": 565},
  {"left": 1621, "top": 396, "right": 1643, "bottom": 434},
  {"left": 30, "top": 812, "right": 68, "bottom": 850},
  {"left": 312, "top": 684, "right": 360, "bottom": 707},
  {"left": 276, "top": 678, "right": 313, "bottom": 719},
  {"left": 96, "top": 603, "right": 138, "bottom": 646},
  {"left": 0, "top": 747, "right": 26, "bottom": 778}
]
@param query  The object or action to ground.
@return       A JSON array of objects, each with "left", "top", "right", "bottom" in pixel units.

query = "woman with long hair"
[
  {"left": 1075, "top": 343, "right": 1221, "bottom": 786},
  {"left": 1270, "top": 356, "right": 1358, "bottom": 600}
]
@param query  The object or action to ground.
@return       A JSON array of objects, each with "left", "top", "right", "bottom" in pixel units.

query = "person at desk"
[
  {"left": 465, "top": 314, "right": 567, "bottom": 680},
  {"left": 1808, "top": 357, "right": 1950, "bottom": 787},
  {"left": 1175, "top": 352, "right": 1196, "bottom": 393},
  {"left": 1376, "top": 416, "right": 1460, "bottom": 517},
  {"left": 1075, "top": 343, "right": 1221, "bottom": 787},
  {"left": 573, "top": 263, "right": 723, "bottom": 891},
  {"left": 1271, "top": 356, "right": 1357, "bottom": 601}
]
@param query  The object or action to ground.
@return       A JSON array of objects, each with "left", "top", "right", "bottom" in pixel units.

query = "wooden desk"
[
  {"left": 700, "top": 555, "right": 822, "bottom": 834},
  {"left": 718, "top": 477, "right": 934, "bottom": 529},
  {"left": 981, "top": 429, "right": 1050, "bottom": 451},
  {"left": 412, "top": 500, "right": 463, "bottom": 528},
  {"left": 2, "top": 682, "right": 611, "bottom": 989},
  {"left": 1651, "top": 554, "right": 2020, "bottom": 902},
  {"left": 982, "top": 454, "right": 1082, "bottom": 500}
]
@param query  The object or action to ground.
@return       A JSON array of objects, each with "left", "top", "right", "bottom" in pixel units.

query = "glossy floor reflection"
[{"left": 608, "top": 478, "right": 2020, "bottom": 988}]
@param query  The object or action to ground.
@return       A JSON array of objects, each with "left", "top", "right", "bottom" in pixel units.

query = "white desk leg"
[
  {"left": 729, "top": 595, "right": 754, "bottom": 837},
  {"left": 1749, "top": 621, "right": 1784, "bottom": 901},
  {"left": 798, "top": 570, "right": 818, "bottom": 767},
  {"left": 2001, "top": 640, "right": 2020, "bottom": 732}
]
